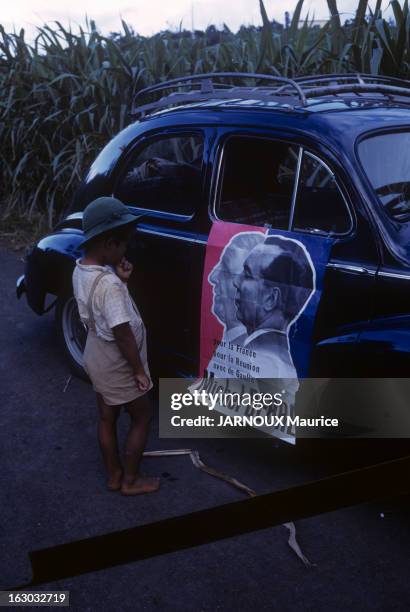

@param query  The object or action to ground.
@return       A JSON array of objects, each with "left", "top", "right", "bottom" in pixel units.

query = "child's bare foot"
[
  {"left": 121, "top": 475, "right": 160, "bottom": 496},
  {"left": 107, "top": 469, "right": 123, "bottom": 491}
]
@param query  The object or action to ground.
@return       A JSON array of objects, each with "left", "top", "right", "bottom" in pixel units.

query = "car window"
[
  {"left": 216, "top": 136, "right": 299, "bottom": 229},
  {"left": 292, "top": 151, "right": 352, "bottom": 235},
  {"left": 358, "top": 131, "right": 410, "bottom": 222},
  {"left": 115, "top": 134, "right": 204, "bottom": 215}
]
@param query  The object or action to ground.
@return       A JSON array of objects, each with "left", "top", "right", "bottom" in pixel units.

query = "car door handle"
[{"left": 327, "top": 262, "right": 376, "bottom": 275}]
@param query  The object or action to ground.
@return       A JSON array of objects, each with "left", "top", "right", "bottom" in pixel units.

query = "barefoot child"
[{"left": 72, "top": 196, "right": 160, "bottom": 495}]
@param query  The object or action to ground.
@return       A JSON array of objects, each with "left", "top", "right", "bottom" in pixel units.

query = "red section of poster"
[{"left": 199, "top": 221, "right": 266, "bottom": 377}]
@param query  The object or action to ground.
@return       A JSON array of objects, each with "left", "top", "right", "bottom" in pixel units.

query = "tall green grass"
[{"left": 0, "top": 0, "right": 409, "bottom": 235}]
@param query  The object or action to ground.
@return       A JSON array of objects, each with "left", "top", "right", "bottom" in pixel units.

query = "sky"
[{"left": 2, "top": 1, "right": 394, "bottom": 40}]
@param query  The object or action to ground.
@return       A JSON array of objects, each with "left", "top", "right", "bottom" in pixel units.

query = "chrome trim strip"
[
  {"left": 327, "top": 262, "right": 377, "bottom": 275},
  {"left": 379, "top": 270, "right": 410, "bottom": 280},
  {"left": 128, "top": 206, "right": 193, "bottom": 222},
  {"left": 61, "top": 227, "right": 82, "bottom": 234},
  {"left": 136, "top": 226, "right": 208, "bottom": 245},
  {"left": 288, "top": 146, "right": 303, "bottom": 230},
  {"left": 211, "top": 140, "right": 225, "bottom": 220},
  {"left": 329, "top": 266, "right": 410, "bottom": 280}
]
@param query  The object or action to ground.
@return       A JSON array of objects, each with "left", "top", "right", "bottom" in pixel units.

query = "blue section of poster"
[{"left": 263, "top": 229, "right": 334, "bottom": 377}]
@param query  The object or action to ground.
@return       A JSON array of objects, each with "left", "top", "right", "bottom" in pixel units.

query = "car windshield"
[{"left": 358, "top": 130, "right": 410, "bottom": 265}]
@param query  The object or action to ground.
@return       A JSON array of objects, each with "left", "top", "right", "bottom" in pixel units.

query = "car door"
[
  {"left": 291, "top": 147, "right": 380, "bottom": 376},
  {"left": 354, "top": 128, "right": 410, "bottom": 376},
  {"left": 112, "top": 128, "right": 213, "bottom": 376},
  {"left": 200, "top": 128, "right": 379, "bottom": 380}
]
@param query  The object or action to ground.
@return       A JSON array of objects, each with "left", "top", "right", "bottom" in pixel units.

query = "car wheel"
[{"left": 55, "top": 295, "right": 89, "bottom": 381}]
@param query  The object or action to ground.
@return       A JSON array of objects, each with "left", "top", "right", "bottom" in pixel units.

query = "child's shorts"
[{"left": 83, "top": 328, "right": 153, "bottom": 406}]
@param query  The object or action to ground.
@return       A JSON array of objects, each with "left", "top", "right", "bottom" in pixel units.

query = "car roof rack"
[
  {"left": 131, "top": 72, "right": 308, "bottom": 116},
  {"left": 130, "top": 72, "right": 410, "bottom": 117},
  {"left": 294, "top": 73, "right": 410, "bottom": 88}
]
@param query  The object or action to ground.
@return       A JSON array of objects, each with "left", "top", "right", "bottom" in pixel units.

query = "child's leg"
[
  {"left": 121, "top": 393, "right": 160, "bottom": 495},
  {"left": 96, "top": 392, "right": 123, "bottom": 489}
]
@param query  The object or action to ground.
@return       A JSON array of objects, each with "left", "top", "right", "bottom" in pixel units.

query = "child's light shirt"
[{"left": 72, "top": 258, "right": 143, "bottom": 342}]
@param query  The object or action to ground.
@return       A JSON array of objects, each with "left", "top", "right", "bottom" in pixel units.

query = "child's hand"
[
  {"left": 115, "top": 257, "right": 133, "bottom": 283},
  {"left": 135, "top": 371, "right": 150, "bottom": 392}
]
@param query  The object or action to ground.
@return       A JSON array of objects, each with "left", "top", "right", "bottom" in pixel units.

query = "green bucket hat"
[{"left": 79, "top": 197, "right": 139, "bottom": 247}]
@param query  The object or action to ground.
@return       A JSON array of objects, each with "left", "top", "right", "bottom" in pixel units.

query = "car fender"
[
  {"left": 23, "top": 229, "right": 84, "bottom": 315},
  {"left": 356, "top": 315, "right": 410, "bottom": 375},
  {"left": 310, "top": 315, "right": 410, "bottom": 376}
]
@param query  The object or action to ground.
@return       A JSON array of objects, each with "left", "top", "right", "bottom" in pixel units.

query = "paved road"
[{"left": 1, "top": 246, "right": 410, "bottom": 611}]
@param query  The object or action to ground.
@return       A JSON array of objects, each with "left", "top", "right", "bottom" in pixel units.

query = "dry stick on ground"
[
  {"left": 63, "top": 375, "right": 72, "bottom": 393},
  {"left": 144, "top": 449, "right": 313, "bottom": 566}
]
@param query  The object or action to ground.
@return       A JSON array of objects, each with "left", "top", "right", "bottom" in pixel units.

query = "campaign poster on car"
[{"left": 194, "top": 220, "right": 334, "bottom": 443}]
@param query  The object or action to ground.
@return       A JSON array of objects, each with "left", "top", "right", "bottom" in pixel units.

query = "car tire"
[{"left": 55, "top": 294, "right": 90, "bottom": 382}]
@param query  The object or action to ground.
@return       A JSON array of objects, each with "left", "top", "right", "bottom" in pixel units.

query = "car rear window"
[
  {"left": 292, "top": 151, "right": 352, "bottom": 235},
  {"left": 216, "top": 136, "right": 299, "bottom": 229},
  {"left": 115, "top": 134, "right": 204, "bottom": 216}
]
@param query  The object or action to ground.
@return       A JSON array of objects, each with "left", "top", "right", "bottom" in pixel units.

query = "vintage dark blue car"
[{"left": 16, "top": 72, "right": 410, "bottom": 381}]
